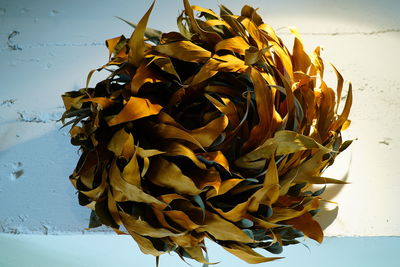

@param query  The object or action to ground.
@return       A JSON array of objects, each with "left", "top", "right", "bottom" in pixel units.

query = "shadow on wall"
[
  {"left": 316, "top": 155, "right": 351, "bottom": 230},
  {"left": 0, "top": 126, "right": 91, "bottom": 234},
  {"left": 0, "top": 121, "right": 353, "bottom": 233}
]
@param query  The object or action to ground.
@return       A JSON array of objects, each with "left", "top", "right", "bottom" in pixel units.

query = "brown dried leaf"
[
  {"left": 214, "top": 36, "right": 249, "bottom": 55},
  {"left": 128, "top": 1, "right": 155, "bottom": 66},
  {"left": 164, "top": 210, "right": 199, "bottom": 230},
  {"left": 198, "top": 211, "right": 256, "bottom": 243},
  {"left": 107, "top": 97, "right": 163, "bottom": 126},
  {"left": 109, "top": 160, "right": 166, "bottom": 208},
  {"left": 285, "top": 212, "right": 324, "bottom": 243},
  {"left": 189, "top": 115, "right": 229, "bottom": 147},
  {"left": 290, "top": 27, "right": 311, "bottom": 74},
  {"left": 236, "top": 130, "right": 330, "bottom": 169},
  {"left": 223, "top": 243, "right": 283, "bottom": 264},
  {"left": 120, "top": 212, "right": 184, "bottom": 238},
  {"left": 147, "top": 158, "right": 203, "bottom": 195},
  {"left": 131, "top": 63, "right": 165, "bottom": 94},
  {"left": 154, "top": 41, "right": 212, "bottom": 63}
]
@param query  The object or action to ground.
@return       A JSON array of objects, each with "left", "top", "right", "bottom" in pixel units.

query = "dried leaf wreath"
[{"left": 61, "top": 0, "right": 352, "bottom": 265}]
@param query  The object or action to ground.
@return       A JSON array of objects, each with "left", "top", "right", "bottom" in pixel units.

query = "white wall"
[
  {"left": 1, "top": 235, "right": 399, "bottom": 267},
  {"left": 0, "top": 0, "right": 399, "bottom": 236}
]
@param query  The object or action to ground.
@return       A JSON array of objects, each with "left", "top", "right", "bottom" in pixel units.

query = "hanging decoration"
[{"left": 61, "top": 0, "right": 352, "bottom": 264}]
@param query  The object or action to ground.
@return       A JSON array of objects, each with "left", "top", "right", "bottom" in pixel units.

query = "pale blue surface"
[{"left": 0, "top": 234, "right": 398, "bottom": 267}]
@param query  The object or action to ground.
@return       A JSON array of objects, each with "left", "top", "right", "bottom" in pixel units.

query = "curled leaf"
[{"left": 107, "top": 97, "right": 163, "bottom": 126}]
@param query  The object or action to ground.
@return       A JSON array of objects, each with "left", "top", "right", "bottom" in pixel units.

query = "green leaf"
[
  {"left": 339, "top": 139, "right": 353, "bottom": 152},
  {"left": 312, "top": 185, "right": 326, "bottom": 196},
  {"left": 116, "top": 16, "right": 162, "bottom": 44},
  {"left": 193, "top": 195, "right": 206, "bottom": 222},
  {"left": 237, "top": 218, "right": 254, "bottom": 228}
]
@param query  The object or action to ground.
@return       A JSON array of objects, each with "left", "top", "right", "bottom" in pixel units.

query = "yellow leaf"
[
  {"left": 223, "top": 243, "right": 283, "bottom": 264},
  {"left": 154, "top": 41, "right": 212, "bottom": 63},
  {"left": 157, "top": 194, "right": 188, "bottom": 205},
  {"left": 214, "top": 36, "right": 249, "bottom": 55},
  {"left": 331, "top": 83, "right": 353, "bottom": 132},
  {"left": 164, "top": 210, "right": 199, "bottom": 230},
  {"left": 122, "top": 150, "right": 141, "bottom": 186},
  {"left": 191, "top": 5, "right": 219, "bottom": 18},
  {"left": 279, "top": 149, "right": 328, "bottom": 195},
  {"left": 244, "top": 46, "right": 270, "bottom": 66},
  {"left": 164, "top": 142, "right": 207, "bottom": 169},
  {"left": 236, "top": 130, "right": 330, "bottom": 169},
  {"left": 69, "top": 126, "right": 83, "bottom": 138},
  {"left": 183, "top": 246, "right": 217, "bottom": 265},
  {"left": 198, "top": 210, "right": 256, "bottom": 243},
  {"left": 112, "top": 228, "right": 128, "bottom": 235},
  {"left": 191, "top": 55, "right": 247, "bottom": 85},
  {"left": 131, "top": 63, "right": 165, "bottom": 95},
  {"left": 76, "top": 164, "right": 96, "bottom": 190},
  {"left": 73, "top": 168, "right": 107, "bottom": 200},
  {"left": 128, "top": 1, "right": 155, "bottom": 66},
  {"left": 170, "top": 234, "right": 203, "bottom": 248},
  {"left": 240, "top": 5, "right": 263, "bottom": 26},
  {"left": 270, "top": 42, "right": 294, "bottom": 81},
  {"left": 152, "top": 123, "right": 205, "bottom": 150},
  {"left": 330, "top": 64, "right": 344, "bottom": 114},
  {"left": 183, "top": 0, "right": 222, "bottom": 46},
  {"left": 189, "top": 168, "right": 220, "bottom": 196},
  {"left": 299, "top": 176, "right": 348, "bottom": 185},
  {"left": 107, "top": 97, "right": 163, "bottom": 126},
  {"left": 61, "top": 94, "right": 84, "bottom": 110},
  {"left": 109, "top": 160, "right": 166, "bottom": 208},
  {"left": 341, "top": 119, "right": 351, "bottom": 130},
  {"left": 242, "top": 67, "right": 276, "bottom": 152},
  {"left": 177, "top": 12, "right": 192, "bottom": 39},
  {"left": 248, "top": 157, "right": 280, "bottom": 212},
  {"left": 197, "top": 150, "right": 230, "bottom": 171},
  {"left": 81, "top": 97, "right": 114, "bottom": 109},
  {"left": 221, "top": 13, "right": 249, "bottom": 42},
  {"left": 151, "top": 207, "right": 181, "bottom": 232},
  {"left": 107, "top": 128, "right": 131, "bottom": 156},
  {"left": 211, "top": 200, "right": 250, "bottom": 222},
  {"left": 105, "top": 36, "right": 124, "bottom": 59},
  {"left": 120, "top": 212, "right": 184, "bottom": 238},
  {"left": 204, "top": 84, "right": 243, "bottom": 98},
  {"left": 246, "top": 215, "right": 282, "bottom": 229},
  {"left": 258, "top": 23, "right": 280, "bottom": 44},
  {"left": 129, "top": 231, "right": 165, "bottom": 256},
  {"left": 206, "top": 178, "right": 243, "bottom": 199},
  {"left": 189, "top": 115, "right": 229, "bottom": 147},
  {"left": 317, "top": 81, "right": 335, "bottom": 140},
  {"left": 85, "top": 69, "right": 97, "bottom": 90},
  {"left": 239, "top": 17, "right": 265, "bottom": 49},
  {"left": 204, "top": 19, "right": 233, "bottom": 31},
  {"left": 191, "top": 170, "right": 220, "bottom": 197},
  {"left": 116, "top": 16, "right": 161, "bottom": 43},
  {"left": 289, "top": 27, "right": 311, "bottom": 74},
  {"left": 136, "top": 147, "right": 165, "bottom": 158},
  {"left": 147, "top": 158, "right": 203, "bottom": 195},
  {"left": 269, "top": 198, "right": 320, "bottom": 223},
  {"left": 285, "top": 212, "right": 324, "bottom": 243},
  {"left": 309, "top": 46, "right": 324, "bottom": 78},
  {"left": 152, "top": 56, "right": 181, "bottom": 81}
]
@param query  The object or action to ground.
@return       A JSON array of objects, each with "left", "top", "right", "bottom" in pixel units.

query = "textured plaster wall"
[{"left": 0, "top": 0, "right": 399, "bottom": 236}]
